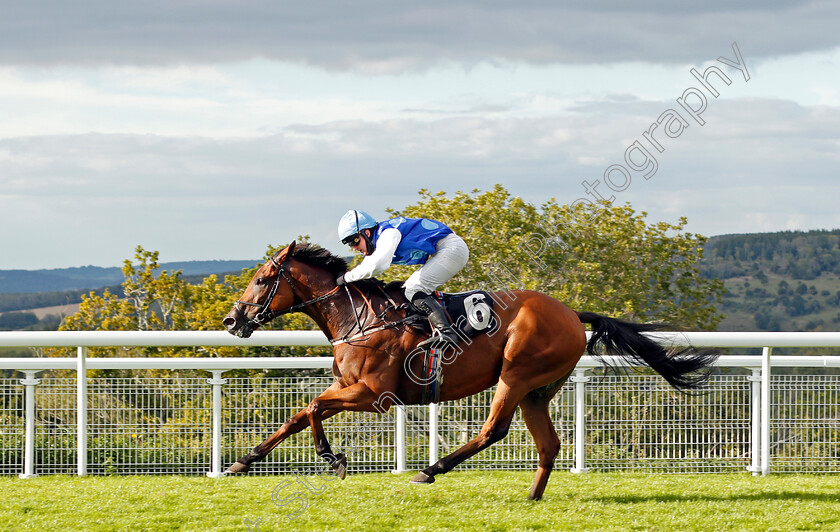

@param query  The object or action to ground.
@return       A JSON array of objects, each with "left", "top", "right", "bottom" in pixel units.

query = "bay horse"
[{"left": 222, "top": 242, "right": 717, "bottom": 500}]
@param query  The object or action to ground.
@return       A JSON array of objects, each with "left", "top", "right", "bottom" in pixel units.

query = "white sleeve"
[{"left": 344, "top": 228, "right": 401, "bottom": 282}]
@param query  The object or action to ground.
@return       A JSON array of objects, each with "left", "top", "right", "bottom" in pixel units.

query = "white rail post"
[
  {"left": 392, "top": 404, "right": 407, "bottom": 473},
  {"left": 206, "top": 370, "right": 228, "bottom": 478},
  {"left": 747, "top": 368, "right": 761, "bottom": 475},
  {"left": 19, "top": 371, "right": 41, "bottom": 479},
  {"left": 761, "top": 347, "right": 772, "bottom": 475},
  {"left": 428, "top": 402, "right": 438, "bottom": 465},
  {"left": 570, "top": 368, "right": 590, "bottom": 473},
  {"left": 77, "top": 346, "right": 88, "bottom": 476}
]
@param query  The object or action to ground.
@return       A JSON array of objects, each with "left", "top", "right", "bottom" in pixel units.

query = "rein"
[
  {"left": 330, "top": 314, "right": 421, "bottom": 346},
  {"left": 331, "top": 284, "right": 422, "bottom": 346}
]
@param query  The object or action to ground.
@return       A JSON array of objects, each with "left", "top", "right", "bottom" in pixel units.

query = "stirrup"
[{"left": 417, "top": 329, "right": 458, "bottom": 351}]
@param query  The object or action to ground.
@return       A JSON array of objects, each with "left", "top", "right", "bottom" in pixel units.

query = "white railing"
[{"left": 2, "top": 330, "right": 840, "bottom": 479}]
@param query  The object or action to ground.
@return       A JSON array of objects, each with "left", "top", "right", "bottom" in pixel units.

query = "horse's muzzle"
[{"left": 223, "top": 310, "right": 254, "bottom": 338}]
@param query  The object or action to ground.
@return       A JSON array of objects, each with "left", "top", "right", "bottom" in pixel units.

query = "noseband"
[{"left": 233, "top": 254, "right": 340, "bottom": 335}]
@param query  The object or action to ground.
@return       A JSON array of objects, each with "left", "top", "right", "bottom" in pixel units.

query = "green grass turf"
[{"left": 2, "top": 471, "right": 839, "bottom": 531}]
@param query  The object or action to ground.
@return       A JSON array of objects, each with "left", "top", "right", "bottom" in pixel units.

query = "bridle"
[{"left": 233, "top": 253, "right": 341, "bottom": 337}]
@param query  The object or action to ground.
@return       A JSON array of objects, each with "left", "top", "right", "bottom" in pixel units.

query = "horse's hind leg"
[
  {"left": 520, "top": 378, "right": 568, "bottom": 500},
  {"left": 411, "top": 379, "right": 526, "bottom": 484}
]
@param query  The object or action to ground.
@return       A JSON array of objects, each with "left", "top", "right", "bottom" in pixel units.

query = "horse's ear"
[{"left": 287, "top": 240, "right": 296, "bottom": 254}]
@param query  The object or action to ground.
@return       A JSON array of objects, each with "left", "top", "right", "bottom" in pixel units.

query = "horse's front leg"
[
  {"left": 305, "top": 382, "right": 382, "bottom": 480},
  {"left": 226, "top": 381, "right": 344, "bottom": 474}
]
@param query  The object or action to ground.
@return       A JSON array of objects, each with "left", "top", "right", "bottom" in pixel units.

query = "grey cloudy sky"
[{"left": 1, "top": 1, "right": 839, "bottom": 269}]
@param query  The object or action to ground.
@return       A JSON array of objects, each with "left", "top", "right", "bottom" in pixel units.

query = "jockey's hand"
[{"left": 336, "top": 274, "right": 347, "bottom": 287}]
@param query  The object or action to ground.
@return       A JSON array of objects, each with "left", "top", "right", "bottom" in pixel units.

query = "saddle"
[
  {"left": 414, "top": 289, "right": 499, "bottom": 339},
  {"left": 379, "top": 281, "right": 499, "bottom": 340}
]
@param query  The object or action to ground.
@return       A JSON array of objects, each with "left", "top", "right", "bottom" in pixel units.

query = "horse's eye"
[{"left": 255, "top": 277, "right": 265, "bottom": 286}]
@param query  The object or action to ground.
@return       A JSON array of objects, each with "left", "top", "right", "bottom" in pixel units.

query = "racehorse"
[{"left": 222, "top": 242, "right": 717, "bottom": 500}]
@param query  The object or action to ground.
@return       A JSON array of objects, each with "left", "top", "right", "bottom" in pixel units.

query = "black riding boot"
[{"left": 413, "top": 294, "right": 460, "bottom": 350}]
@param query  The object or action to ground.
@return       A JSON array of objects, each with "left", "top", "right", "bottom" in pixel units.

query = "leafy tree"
[
  {"left": 122, "top": 247, "right": 190, "bottom": 331},
  {"left": 387, "top": 185, "right": 724, "bottom": 330},
  {"left": 60, "top": 289, "right": 135, "bottom": 334},
  {"left": 778, "top": 280, "right": 790, "bottom": 295},
  {"left": 0, "top": 311, "right": 39, "bottom": 330},
  {"left": 55, "top": 243, "right": 328, "bottom": 363}
]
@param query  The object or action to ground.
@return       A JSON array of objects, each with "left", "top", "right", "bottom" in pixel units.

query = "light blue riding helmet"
[{"left": 338, "top": 210, "right": 378, "bottom": 244}]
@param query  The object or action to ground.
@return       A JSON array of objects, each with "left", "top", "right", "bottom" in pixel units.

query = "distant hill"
[
  {"left": 701, "top": 229, "right": 840, "bottom": 280},
  {"left": 4, "top": 231, "right": 840, "bottom": 333},
  {"left": 701, "top": 230, "right": 840, "bottom": 332},
  {"left": 0, "top": 260, "right": 258, "bottom": 294}
]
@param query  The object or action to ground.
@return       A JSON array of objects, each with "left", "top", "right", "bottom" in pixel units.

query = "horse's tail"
[{"left": 577, "top": 311, "right": 719, "bottom": 392}]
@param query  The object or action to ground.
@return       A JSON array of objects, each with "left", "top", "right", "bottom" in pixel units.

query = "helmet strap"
[{"left": 361, "top": 225, "right": 377, "bottom": 255}]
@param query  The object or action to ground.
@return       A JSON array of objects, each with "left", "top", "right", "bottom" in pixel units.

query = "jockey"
[{"left": 336, "top": 209, "right": 469, "bottom": 350}]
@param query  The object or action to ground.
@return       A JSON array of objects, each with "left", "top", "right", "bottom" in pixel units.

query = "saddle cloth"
[{"left": 429, "top": 289, "right": 499, "bottom": 339}]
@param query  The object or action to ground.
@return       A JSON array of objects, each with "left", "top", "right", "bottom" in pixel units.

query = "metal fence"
[{"left": 1, "top": 331, "right": 840, "bottom": 478}]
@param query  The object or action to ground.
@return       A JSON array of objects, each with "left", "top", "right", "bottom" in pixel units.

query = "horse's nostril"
[{"left": 223, "top": 317, "right": 236, "bottom": 328}]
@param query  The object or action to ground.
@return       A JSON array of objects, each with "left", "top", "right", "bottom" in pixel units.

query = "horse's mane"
[
  {"left": 291, "top": 244, "right": 348, "bottom": 276},
  {"left": 291, "top": 244, "right": 391, "bottom": 295}
]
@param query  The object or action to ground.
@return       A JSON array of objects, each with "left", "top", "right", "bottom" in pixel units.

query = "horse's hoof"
[
  {"left": 225, "top": 461, "right": 251, "bottom": 474},
  {"left": 410, "top": 472, "right": 435, "bottom": 484},
  {"left": 331, "top": 453, "right": 347, "bottom": 480}
]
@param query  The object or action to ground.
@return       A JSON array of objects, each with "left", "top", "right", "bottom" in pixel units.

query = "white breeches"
[{"left": 403, "top": 234, "right": 470, "bottom": 302}]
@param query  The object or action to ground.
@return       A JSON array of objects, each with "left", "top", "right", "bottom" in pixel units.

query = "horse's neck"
[
  {"left": 303, "top": 309, "right": 336, "bottom": 340},
  {"left": 297, "top": 281, "right": 359, "bottom": 341},
  {"left": 296, "top": 285, "right": 342, "bottom": 340}
]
